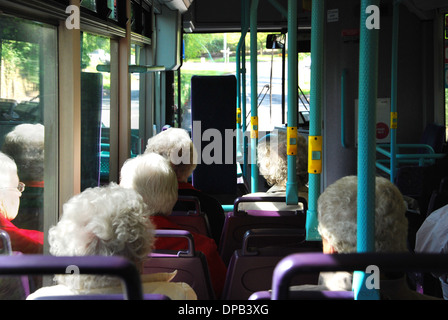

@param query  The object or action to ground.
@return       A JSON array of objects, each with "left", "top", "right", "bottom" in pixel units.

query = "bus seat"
[
  {"left": 143, "top": 229, "right": 215, "bottom": 300},
  {"left": 0, "top": 230, "right": 30, "bottom": 299},
  {"left": 31, "top": 293, "right": 170, "bottom": 300},
  {"left": 222, "top": 228, "right": 321, "bottom": 300},
  {"left": 249, "top": 290, "right": 354, "bottom": 300},
  {"left": 168, "top": 196, "right": 212, "bottom": 238},
  {"left": 0, "top": 255, "right": 143, "bottom": 300},
  {"left": 266, "top": 252, "right": 448, "bottom": 300},
  {"left": 218, "top": 196, "right": 308, "bottom": 266}
]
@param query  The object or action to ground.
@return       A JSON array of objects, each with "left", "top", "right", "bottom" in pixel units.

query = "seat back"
[
  {"left": 218, "top": 196, "right": 308, "bottom": 265},
  {"left": 222, "top": 228, "right": 321, "bottom": 300},
  {"left": 0, "top": 255, "right": 143, "bottom": 300},
  {"left": 270, "top": 252, "right": 448, "bottom": 300},
  {"left": 143, "top": 229, "right": 215, "bottom": 300},
  {"left": 0, "top": 230, "right": 30, "bottom": 299},
  {"left": 168, "top": 196, "right": 212, "bottom": 237},
  {"left": 32, "top": 293, "right": 170, "bottom": 300}
]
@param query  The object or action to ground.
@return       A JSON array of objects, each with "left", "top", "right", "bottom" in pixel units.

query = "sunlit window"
[
  {"left": 81, "top": 32, "right": 111, "bottom": 188},
  {"left": 181, "top": 32, "right": 310, "bottom": 132},
  {"left": 0, "top": 15, "right": 57, "bottom": 254}
]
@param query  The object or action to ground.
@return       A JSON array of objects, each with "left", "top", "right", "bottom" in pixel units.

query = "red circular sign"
[{"left": 376, "top": 122, "right": 389, "bottom": 139}]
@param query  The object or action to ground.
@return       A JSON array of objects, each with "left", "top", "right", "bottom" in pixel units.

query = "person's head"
[
  {"left": 0, "top": 152, "right": 23, "bottom": 221},
  {"left": 1, "top": 123, "right": 45, "bottom": 182},
  {"left": 120, "top": 152, "right": 178, "bottom": 216},
  {"left": 317, "top": 175, "right": 408, "bottom": 254},
  {"left": 144, "top": 128, "right": 197, "bottom": 183},
  {"left": 49, "top": 183, "right": 154, "bottom": 291},
  {"left": 257, "top": 130, "right": 308, "bottom": 188}
]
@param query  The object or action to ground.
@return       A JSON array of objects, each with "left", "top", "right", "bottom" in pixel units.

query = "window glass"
[
  {"left": 81, "top": 0, "right": 96, "bottom": 12},
  {"left": 0, "top": 15, "right": 57, "bottom": 256},
  {"left": 81, "top": 32, "right": 111, "bottom": 188},
  {"left": 181, "top": 32, "right": 311, "bottom": 132},
  {"left": 445, "top": 13, "right": 448, "bottom": 140},
  {"left": 130, "top": 43, "right": 142, "bottom": 157}
]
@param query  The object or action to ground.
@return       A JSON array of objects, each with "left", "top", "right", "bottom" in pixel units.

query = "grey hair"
[
  {"left": 1, "top": 123, "right": 44, "bottom": 182},
  {"left": 120, "top": 152, "right": 178, "bottom": 216},
  {"left": 144, "top": 128, "right": 197, "bottom": 182},
  {"left": 317, "top": 175, "right": 408, "bottom": 253},
  {"left": 0, "top": 152, "right": 18, "bottom": 188},
  {"left": 257, "top": 130, "right": 308, "bottom": 188},
  {"left": 50, "top": 183, "right": 154, "bottom": 291}
]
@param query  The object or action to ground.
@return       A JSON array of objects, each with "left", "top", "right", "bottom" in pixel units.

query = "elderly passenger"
[
  {"left": 308, "top": 175, "right": 438, "bottom": 299},
  {"left": 120, "top": 152, "right": 227, "bottom": 298},
  {"left": 0, "top": 152, "right": 43, "bottom": 254},
  {"left": 144, "top": 128, "right": 224, "bottom": 245},
  {"left": 239, "top": 130, "right": 308, "bottom": 212},
  {"left": 257, "top": 130, "right": 308, "bottom": 198},
  {"left": 27, "top": 183, "right": 196, "bottom": 300},
  {"left": 415, "top": 203, "right": 448, "bottom": 299},
  {"left": 2, "top": 123, "right": 45, "bottom": 231}
]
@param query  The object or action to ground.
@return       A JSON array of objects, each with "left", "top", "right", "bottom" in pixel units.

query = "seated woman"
[
  {"left": 2, "top": 123, "right": 45, "bottom": 232},
  {"left": 144, "top": 127, "right": 224, "bottom": 245},
  {"left": 0, "top": 152, "right": 43, "bottom": 254},
  {"left": 119, "top": 152, "right": 227, "bottom": 298},
  {"left": 293, "top": 175, "right": 439, "bottom": 299},
  {"left": 27, "top": 183, "right": 196, "bottom": 300},
  {"left": 239, "top": 130, "right": 308, "bottom": 213}
]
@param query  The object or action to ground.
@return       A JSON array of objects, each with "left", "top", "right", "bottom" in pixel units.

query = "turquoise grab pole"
[
  {"left": 250, "top": 0, "right": 259, "bottom": 193},
  {"left": 390, "top": 0, "right": 400, "bottom": 182},
  {"left": 353, "top": 0, "right": 380, "bottom": 300},
  {"left": 285, "top": 0, "right": 298, "bottom": 205},
  {"left": 236, "top": 0, "right": 249, "bottom": 177},
  {"left": 305, "top": 0, "right": 324, "bottom": 240}
]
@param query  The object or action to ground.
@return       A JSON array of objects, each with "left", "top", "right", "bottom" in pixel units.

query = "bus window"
[
  {"left": 81, "top": 32, "right": 111, "bottom": 188},
  {"left": 130, "top": 43, "right": 142, "bottom": 157},
  {"left": 445, "top": 13, "right": 448, "bottom": 141},
  {"left": 0, "top": 15, "right": 57, "bottom": 249},
  {"left": 180, "top": 32, "right": 310, "bottom": 132}
]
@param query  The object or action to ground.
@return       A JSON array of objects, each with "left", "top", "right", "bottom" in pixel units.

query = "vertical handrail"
[
  {"left": 306, "top": 0, "right": 324, "bottom": 240},
  {"left": 390, "top": 0, "right": 400, "bottom": 182},
  {"left": 250, "top": 0, "right": 259, "bottom": 193},
  {"left": 341, "top": 68, "right": 348, "bottom": 148},
  {"left": 285, "top": 0, "right": 298, "bottom": 205},
  {"left": 353, "top": 0, "right": 380, "bottom": 300}
]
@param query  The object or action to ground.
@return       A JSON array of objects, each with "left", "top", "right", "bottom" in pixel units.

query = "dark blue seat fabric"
[{"left": 0, "top": 255, "right": 143, "bottom": 300}]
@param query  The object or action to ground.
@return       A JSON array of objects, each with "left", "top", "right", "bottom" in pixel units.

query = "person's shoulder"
[{"left": 26, "top": 285, "right": 74, "bottom": 300}]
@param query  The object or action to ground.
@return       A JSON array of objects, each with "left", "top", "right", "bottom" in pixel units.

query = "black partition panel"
[
  {"left": 81, "top": 72, "right": 102, "bottom": 191},
  {"left": 191, "top": 75, "right": 237, "bottom": 196}
]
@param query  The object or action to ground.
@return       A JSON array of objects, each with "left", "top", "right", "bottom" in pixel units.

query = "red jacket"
[
  {"left": 150, "top": 215, "right": 227, "bottom": 298},
  {"left": 0, "top": 214, "right": 43, "bottom": 254}
]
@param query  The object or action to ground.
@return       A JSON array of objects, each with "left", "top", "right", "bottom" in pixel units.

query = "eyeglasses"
[{"left": 0, "top": 182, "right": 25, "bottom": 193}]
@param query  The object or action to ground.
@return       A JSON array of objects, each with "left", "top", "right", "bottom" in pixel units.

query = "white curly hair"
[
  {"left": 317, "top": 175, "right": 408, "bottom": 253},
  {"left": 119, "top": 152, "right": 178, "bottom": 216},
  {"left": 49, "top": 183, "right": 155, "bottom": 292},
  {"left": 144, "top": 128, "right": 198, "bottom": 182},
  {"left": 1, "top": 123, "right": 44, "bottom": 182},
  {"left": 257, "top": 130, "right": 308, "bottom": 188}
]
